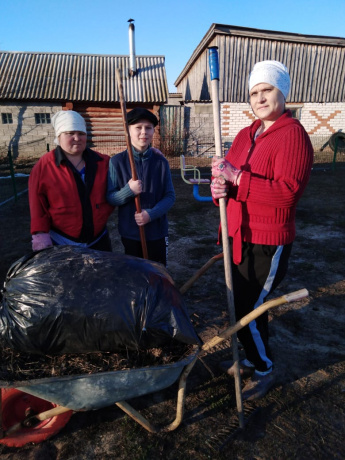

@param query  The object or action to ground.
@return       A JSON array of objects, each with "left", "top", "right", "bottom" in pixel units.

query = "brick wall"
[
  {"left": 2, "top": 100, "right": 345, "bottom": 159},
  {"left": 0, "top": 102, "right": 61, "bottom": 158},
  {"left": 220, "top": 102, "right": 345, "bottom": 150},
  {"left": 300, "top": 103, "right": 345, "bottom": 134},
  {"left": 183, "top": 103, "right": 214, "bottom": 135},
  {"left": 221, "top": 103, "right": 255, "bottom": 139}
]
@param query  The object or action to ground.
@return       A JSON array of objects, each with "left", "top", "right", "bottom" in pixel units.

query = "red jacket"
[
  {"left": 29, "top": 148, "right": 114, "bottom": 239},
  {"left": 219, "top": 111, "right": 313, "bottom": 264}
]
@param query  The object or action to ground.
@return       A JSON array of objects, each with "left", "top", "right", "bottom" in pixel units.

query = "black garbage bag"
[{"left": 0, "top": 246, "right": 201, "bottom": 355}]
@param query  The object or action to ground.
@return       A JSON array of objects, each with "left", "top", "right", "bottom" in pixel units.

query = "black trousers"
[
  {"left": 121, "top": 237, "right": 168, "bottom": 266},
  {"left": 230, "top": 239, "right": 292, "bottom": 372}
]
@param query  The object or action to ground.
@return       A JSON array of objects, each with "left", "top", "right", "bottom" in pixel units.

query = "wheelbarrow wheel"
[{"left": 0, "top": 388, "right": 73, "bottom": 447}]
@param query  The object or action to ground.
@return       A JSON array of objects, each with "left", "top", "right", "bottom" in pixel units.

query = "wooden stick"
[
  {"left": 0, "top": 390, "right": 3, "bottom": 439},
  {"left": 202, "top": 289, "right": 309, "bottom": 352},
  {"left": 5, "top": 405, "right": 72, "bottom": 436},
  {"left": 115, "top": 68, "right": 148, "bottom": 259},
  {"left": 208, "top": 46, "right": 244, "bottom": 428},
  {"left": 179, "top": 253, "right": 223, "bottom": 294}
]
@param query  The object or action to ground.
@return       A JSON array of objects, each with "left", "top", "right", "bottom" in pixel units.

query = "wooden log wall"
[{"left": 72, "top": 104, "right": 161, "bottom": 156}]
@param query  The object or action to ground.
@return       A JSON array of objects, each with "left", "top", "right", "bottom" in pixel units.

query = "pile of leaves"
[{"left": 0, "top": 341, "right": 196, "bottom": 383}]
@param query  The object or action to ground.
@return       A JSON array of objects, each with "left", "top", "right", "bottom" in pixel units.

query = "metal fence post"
[{"left": 8, "top": 147, "right": 18, "bottom": 202}]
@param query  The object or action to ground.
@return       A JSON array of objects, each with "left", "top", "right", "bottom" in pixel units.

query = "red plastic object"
[{"left": 0, "top": 388, "right": 73, "bottom": 447}]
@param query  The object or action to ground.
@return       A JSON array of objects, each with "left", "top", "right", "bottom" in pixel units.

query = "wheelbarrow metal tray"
[{"left": 0, "top": 350, "right": 198, "bottom": 411}]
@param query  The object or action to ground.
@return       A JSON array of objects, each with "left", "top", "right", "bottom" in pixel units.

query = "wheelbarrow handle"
[
  {"left": 4, "top": 405, "right": 72, "bottom": 436},
  {"left": 201, "top": 288, "right": 309, "bottom": 352}
]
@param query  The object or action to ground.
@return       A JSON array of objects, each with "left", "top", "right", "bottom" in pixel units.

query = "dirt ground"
[{"left": 0, "top": 164, "right": 345, "bottom": 459}]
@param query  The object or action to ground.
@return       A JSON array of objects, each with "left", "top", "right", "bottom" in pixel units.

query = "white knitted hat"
[
  {"left": 248, "top": 60, "right": 290, "bottom": 99},
  {"left": 52, "top": 110, "right": 87, "bottom": 145}
]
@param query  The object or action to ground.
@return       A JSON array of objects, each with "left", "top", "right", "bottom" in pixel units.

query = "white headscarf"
[
  {"left": 52, "top": 110, "right": 87, "bottom": 145},
  {"left": 248, "top": 60, "right": 291, "bottom": 99}
]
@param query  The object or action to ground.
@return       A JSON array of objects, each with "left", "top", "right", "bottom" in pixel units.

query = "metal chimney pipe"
[{"left": 128, "top": 19, "right": 136, "bottom": 76}]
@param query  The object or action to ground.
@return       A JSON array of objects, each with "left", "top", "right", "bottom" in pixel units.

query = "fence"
[
  {"left": 0, "top": 151, "right": 32, "bottom": 207},
  {"left": 1, "top": 133, "right": 344, "bottom": 207}
]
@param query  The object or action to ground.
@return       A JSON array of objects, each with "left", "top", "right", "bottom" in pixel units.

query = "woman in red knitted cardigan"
[{"left": 211, "top": 60, "right": 313, "bottom": 400}]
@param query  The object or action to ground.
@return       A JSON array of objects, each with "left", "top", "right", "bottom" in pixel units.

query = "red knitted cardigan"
[{"left": 221, "top": 110, "right": 314, "bottom": 264}]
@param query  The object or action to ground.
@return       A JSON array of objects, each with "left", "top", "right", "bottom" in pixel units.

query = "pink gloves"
[
  {"left": 211, "top": 157, "right": 242, "bottom": 186},
  {"left": 210, "top": 176, "right": 229, "bottom": 200},
  {"left": 32, "top": 233, "right": 53, "bottom": 251}
]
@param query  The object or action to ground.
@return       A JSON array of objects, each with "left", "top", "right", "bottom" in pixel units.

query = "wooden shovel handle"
[
  {"left": 115, "top": 68, "right": 148, "bottom": 259},
  {"left": 202, "top": 289, "right": 309, "bottom": 352},
  {"left": 179, "top": 253, "right": 223, "bottom": 294}
]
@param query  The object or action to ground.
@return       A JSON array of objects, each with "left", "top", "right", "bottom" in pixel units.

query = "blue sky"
[{"left": 1, "top": 0, "right": 344, "bottom": 92}]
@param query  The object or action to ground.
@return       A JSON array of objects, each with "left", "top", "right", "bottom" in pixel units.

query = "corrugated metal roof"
[
  {"left": 0, "top": 51, "right": 168, "bottom": 103},
  {"left": 175, "top": 24, "right": 345, "bottom": 103}
]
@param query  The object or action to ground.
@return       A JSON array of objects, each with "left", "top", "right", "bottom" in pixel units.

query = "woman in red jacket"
[
  {"left": 29, "top": 110, "right": 114, "bottom": 252},
  {"left": 211, "top": 60, "right": 313, "bottom": 400}
]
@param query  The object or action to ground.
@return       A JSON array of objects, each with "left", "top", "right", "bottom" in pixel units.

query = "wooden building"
[
  {"left": 0, "top": 50, "right": 168, "bottom": 158},
  {"left": 173, "top": 23, "right": 345, "bottom": 152}
]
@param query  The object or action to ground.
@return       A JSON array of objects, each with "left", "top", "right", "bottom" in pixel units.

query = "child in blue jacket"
[{"left": 107, "top": 108, "right": 175, "bottom": 266}]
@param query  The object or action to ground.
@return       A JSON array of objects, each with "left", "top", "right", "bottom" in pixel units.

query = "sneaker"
[
  {"left": 242, "top": 371, "right": 276, "bottom": 401},
  {"left": 219, "top": 359, "right": 255, "bottom": 379}
]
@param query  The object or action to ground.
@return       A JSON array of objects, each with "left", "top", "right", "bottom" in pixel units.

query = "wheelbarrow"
[{"left": 0, "top": 288, "right": 308, "bottom": 446}]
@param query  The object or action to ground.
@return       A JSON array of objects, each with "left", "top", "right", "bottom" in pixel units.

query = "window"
[
  {"left": 2, "top": 113, "right": 13, "bottom": 124},
  {"left": 35, "top": 113, "right": 51, "bottom": 124},
  {"left": 286, "top": 104, "right": 303, "bottom": 120},
  {"left": 290, "top": 108, "right": 301, "bottom": 119}
]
